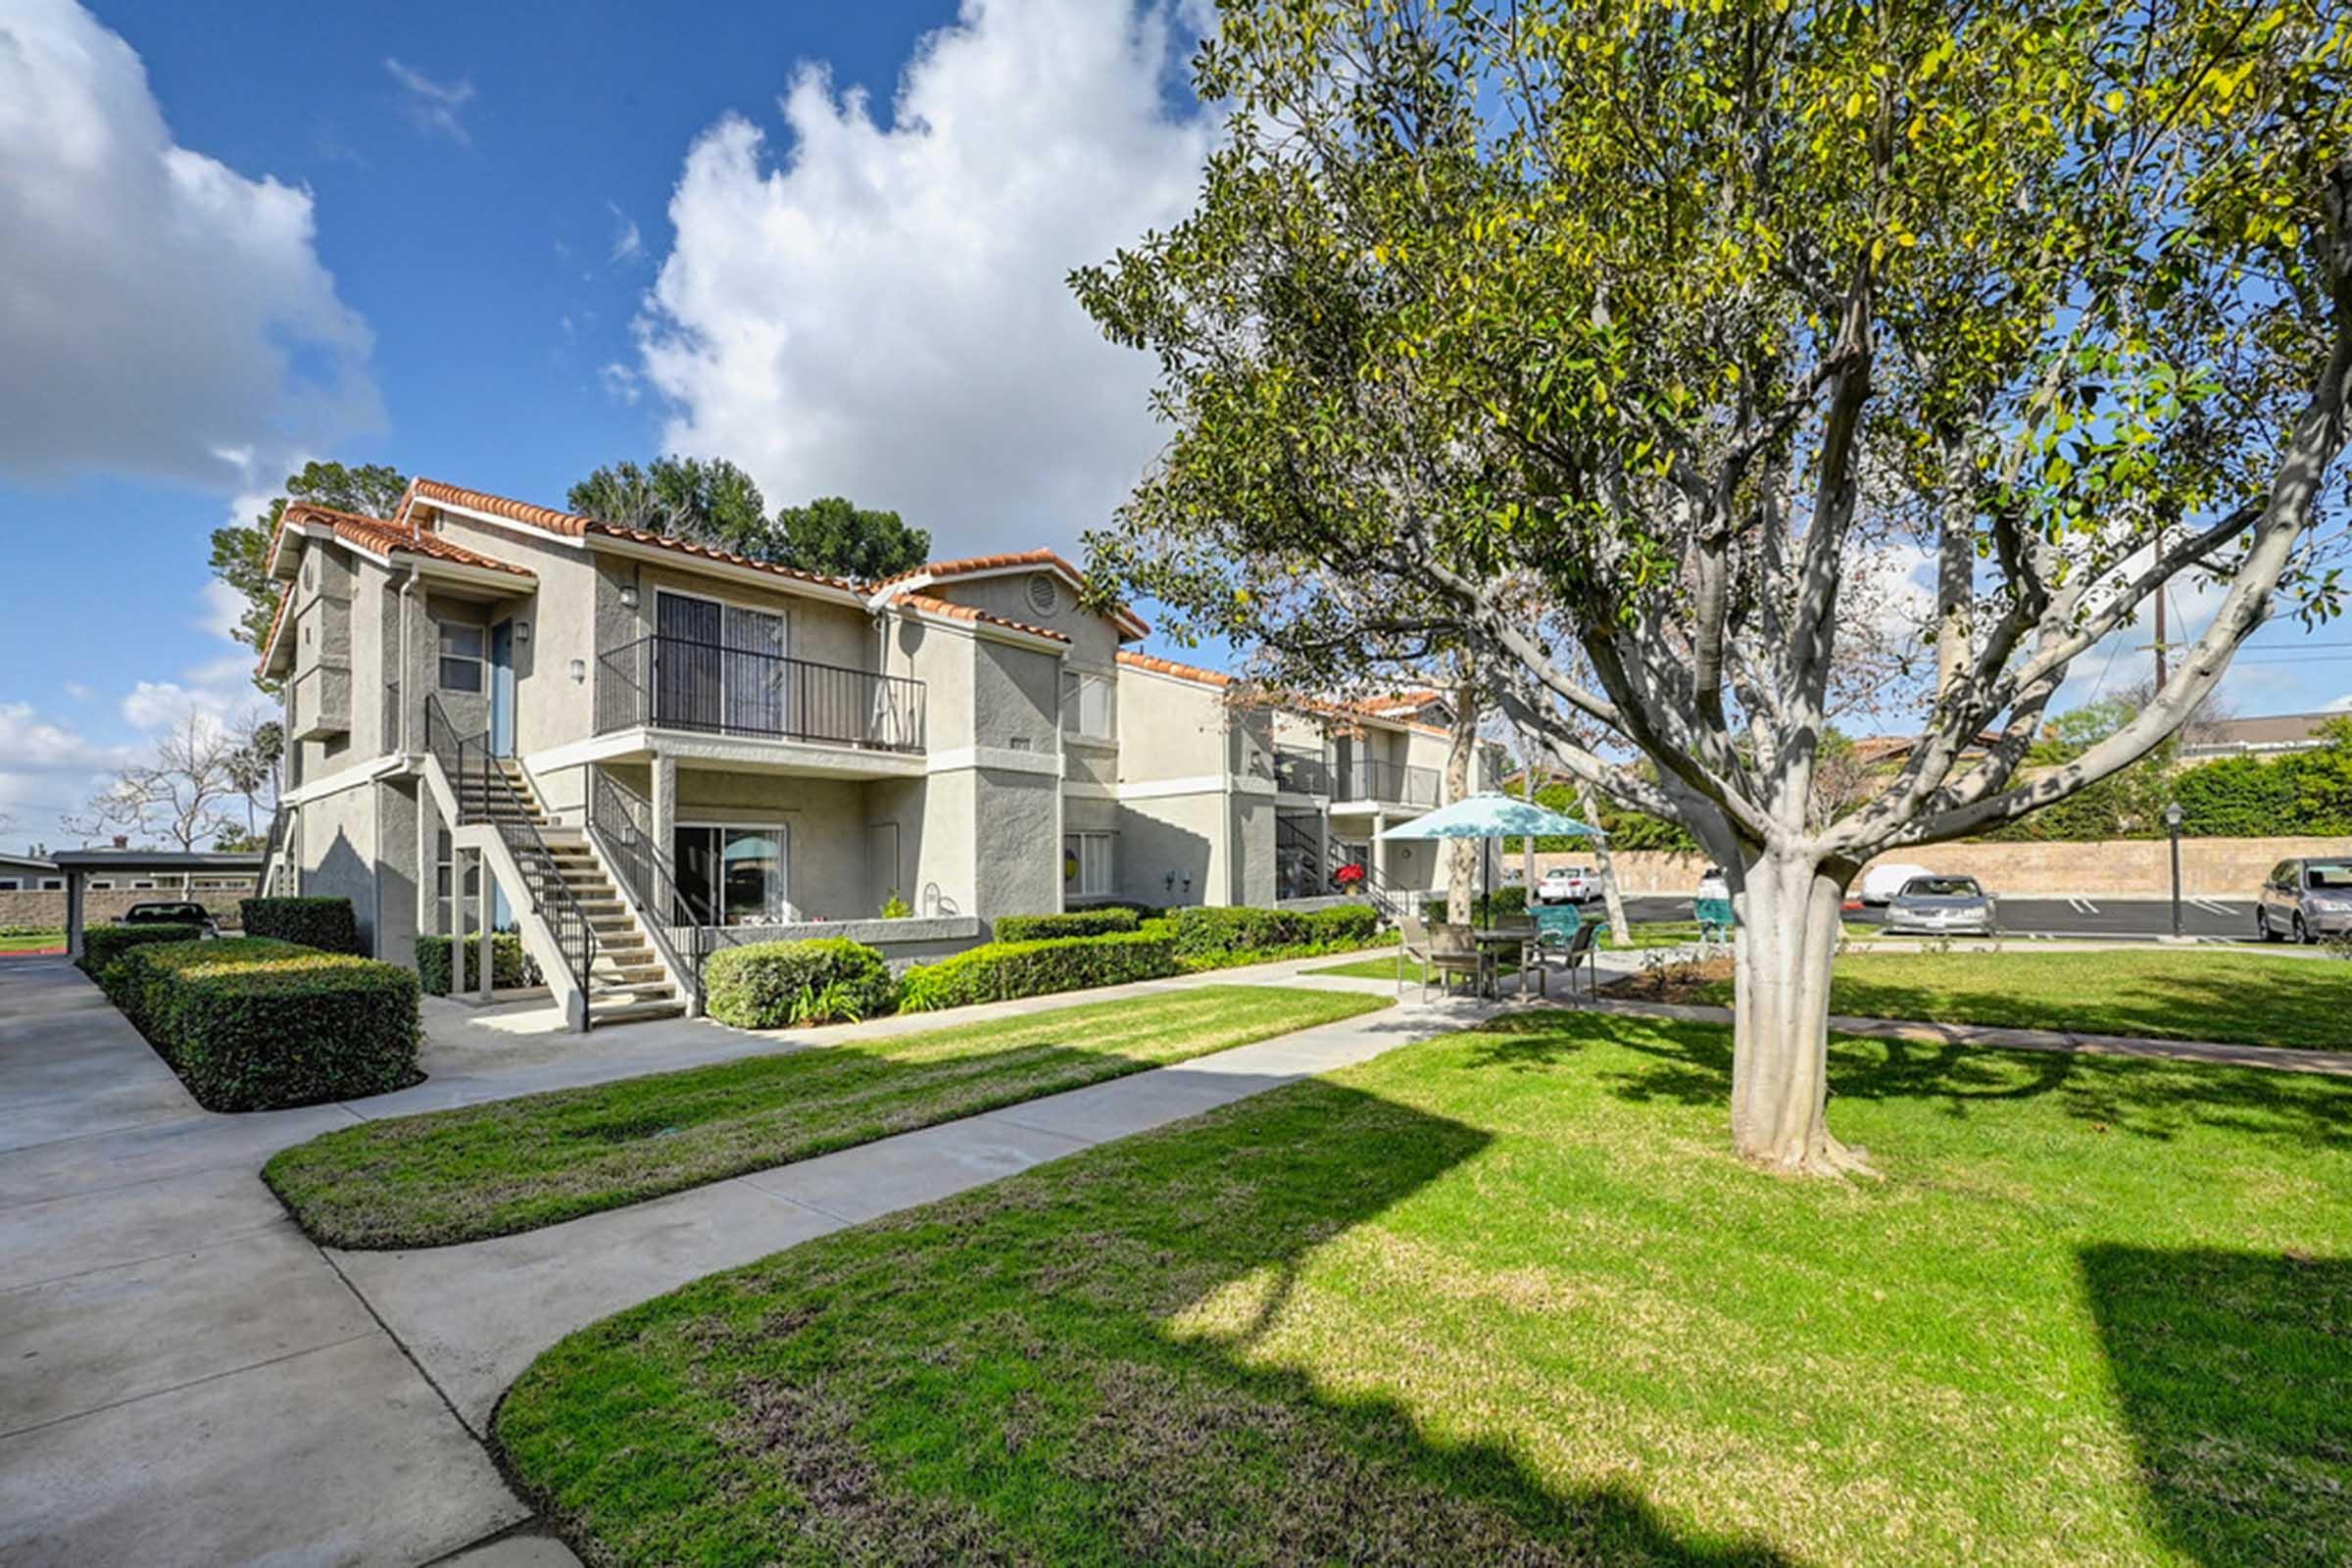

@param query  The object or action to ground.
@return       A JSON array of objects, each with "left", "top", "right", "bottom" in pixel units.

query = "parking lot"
[{"left": 1612, "top": 893, "right": 2264, "bottom": 944}]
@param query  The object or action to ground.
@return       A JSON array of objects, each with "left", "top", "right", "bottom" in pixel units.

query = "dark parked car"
[
  {"left": 120, "top": 901, "right": 219, "bottom": 938},
  {"left": 1885, "top": 875, "right": 1997, "bottom": 937},
  {"left": 2256, "top": 858, "right": 2352, "bottom": 944}
]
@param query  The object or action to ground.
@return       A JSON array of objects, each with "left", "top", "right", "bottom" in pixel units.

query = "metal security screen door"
[
  {"left": 655, "top": 594, "right": 722, "bottom": 731},
  {"left": 721, "top": 604, "right": 788, "bottom": 734}
]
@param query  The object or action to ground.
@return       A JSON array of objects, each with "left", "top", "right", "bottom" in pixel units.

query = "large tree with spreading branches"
[{"left": 1076, "top": 0, "right": 2352, "bottom": 1172}]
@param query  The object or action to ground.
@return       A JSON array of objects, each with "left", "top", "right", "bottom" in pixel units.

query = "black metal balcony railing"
[
  {"left": 1336, "top": 758, "right": 1441, "bottom": 806},
  {"left": 596, "top": 635, "right": 926, "bottom": 754},
  {"left": 1274, "top": 747, "right": 1331, "bottom": 796}
]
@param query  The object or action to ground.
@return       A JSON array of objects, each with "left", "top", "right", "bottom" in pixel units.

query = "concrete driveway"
[{"left": 0, "top": 957, "right": 559, "bottom": 1567}]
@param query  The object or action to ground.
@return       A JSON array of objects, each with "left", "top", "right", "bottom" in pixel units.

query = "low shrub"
[
  {"left": 239, "top": 896, "right": 361, "bottom": 955},
  {"left": 899, "top": 931, "right": 1179, "bottom": 1012},
  {"left": 1421, "top": 888, "right": 1529, "bottom": 924},
  {"left": 994, "top": 906, "right": 1142, "bottom": 943},
  {"left": 78, "top": 921, "right": 204, "bottom": 977},
  {"left": 704, "top": 938, "right": 899, "bottom": 1029},
  {"left": 416, "top": 932, "right": 541, "bottom": 996},
  {"left": 106, "top": 938, "right": 420, "bottom": 1111},
  {"left": 1166, "top": 904, "right": 1382, "bottom": 959}
]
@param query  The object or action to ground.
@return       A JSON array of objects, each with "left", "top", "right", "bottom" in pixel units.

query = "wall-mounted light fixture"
[
  {"left": 618, "top": 582, "right": 639, "bottom": 610},
  {"left": 514, "top": 620, "right": 531, "bottom": 644},
  {"left": 568, "top": 658, "right": 586, "bottom": 684}
]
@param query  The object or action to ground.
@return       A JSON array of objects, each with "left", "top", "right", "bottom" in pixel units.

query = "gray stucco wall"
[
  {"left": 671, "top": 768, "right": 874, "bottom": 921},
  {"left": 971, "top": 768, "right": 1060, "bottom": 922},
  {"left": 934, "top": 572, "right": 1124, "bottom": 670},
  {"left": 297, "top": 780, "right": 379, "bottom": 954},
  {"left": 973, "top": 639, "right": 1059, "bottom": 753},
  {"left": 1114, "top": 793, "right": 1223, "bottom": 907},
  {"left": 887, "top": 617, "right": 975, "bottom": 753},
  {"left": 372, "top": 779, "right": 420, "bottom": 966},
  {"left": 1115, "top": 667, "right": 1230, "bottom": 782}
]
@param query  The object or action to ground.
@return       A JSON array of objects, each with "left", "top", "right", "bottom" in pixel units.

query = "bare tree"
[{"left": 67, "top": 709, "right": 249, "bottom": 852}]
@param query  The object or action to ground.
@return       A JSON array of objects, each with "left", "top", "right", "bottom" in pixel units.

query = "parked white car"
[
  {"left": 1858, "top": 861, "right": 1936, "bottom": 906},
  {"left": 1537, "top": 866, "right": 1598, "bottom": 904}
]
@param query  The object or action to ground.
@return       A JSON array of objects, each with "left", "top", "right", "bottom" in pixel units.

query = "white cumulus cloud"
[
  {"left": 0, "top": 0, "right": 377, "bottom": 487},
  {"left": 634, "top": 0, "right": 1217, "bottom": 555}
]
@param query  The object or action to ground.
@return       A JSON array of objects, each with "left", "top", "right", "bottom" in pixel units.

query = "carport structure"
[{"left": 49, "top": 849, "right": 263, "bottom": 961}]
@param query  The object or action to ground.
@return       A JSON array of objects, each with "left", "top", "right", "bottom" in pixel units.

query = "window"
[
  {"left": 88, "top": 879, "right": 114, "bottom": 891},
  {"left": 0, "top": 878, "right": 19, "bottom": 891},
  {"left": 1061, "top": 671, "right": 1114, "bottom": 742},
  {"left": 1063, "top": 832, "right": 1114, "bottom": 898},
  {"left": 654, "top": 592, "right": 790, "bottom": 736},
  {"left": 674, "top": 823, "right": 788, "bottom": 924},
  {"left": 439, "top": 621, "right": 486, "bottom": 693},
  {"left": 39, "top": 878, "right": 63, "bottom": 891}
]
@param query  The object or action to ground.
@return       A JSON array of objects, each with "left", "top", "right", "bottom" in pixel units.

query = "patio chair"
[
  {"left": 1397, "top": 911, "right": 1437, "bottom": 1001},
  {"left": 1424, "top": 920, "right": 1489, "bottom": 999},
  {"left": 1530, "top": 906, "right": 1600, "bottom": 1000}
]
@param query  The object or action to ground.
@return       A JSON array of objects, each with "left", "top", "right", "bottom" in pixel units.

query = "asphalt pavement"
[{"left": 1611, "top": 892, "right": 2267, "bottom": 945}]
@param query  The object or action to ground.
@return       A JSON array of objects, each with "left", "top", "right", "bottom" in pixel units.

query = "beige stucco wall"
[
  {"left": 672, "top": 767, "right": 875, "bottom": 920},
  {"left": 1117, "top": 792, "right": 1226, "bottom": 907},
  {"left": 1530, "top": 836, "right": 2352, "bottom": 899},
  {"left": 1116, "top": 667, "right": 1230, "bottom": 781}
]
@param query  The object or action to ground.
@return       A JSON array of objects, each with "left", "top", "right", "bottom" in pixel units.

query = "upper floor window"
[
  {"left": 439, "top": 622, "right": 486, "bottom": 693},
  {"left": 1062, "top": 670, "right": 1114, "bottom": 742}
]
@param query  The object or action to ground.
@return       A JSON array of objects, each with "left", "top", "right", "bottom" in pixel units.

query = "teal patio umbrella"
[{"left": 1377, "top": 791, "right": 1606, "bottom": 913}]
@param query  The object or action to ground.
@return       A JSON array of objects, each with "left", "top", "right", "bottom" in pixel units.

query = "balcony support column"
[{"left": 651, "top": 751, "right": 678, "bottom": 881}]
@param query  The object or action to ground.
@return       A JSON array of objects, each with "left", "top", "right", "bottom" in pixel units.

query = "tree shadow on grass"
[
  {"left": 2081, "top": 1245, "right": 2352, "bottom": 1567},
  {"left": 499, "top": 1078, "right": 1796, "bottom": 1566},
  {"left": 1820, "top": 961, "right": 2351, "bottom": 1054},
  {"left": 1462, "top": 1009, "right": 2352, "bottom": 1154}
]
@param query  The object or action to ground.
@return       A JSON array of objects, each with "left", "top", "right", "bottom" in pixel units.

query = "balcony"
[
  {"left": 596, "top": 635, "right": 925, "bottom": 755},
  {"left": 1274, "top": 746, "right": 1331, "bottom": 796},
  {"left": 1336, "top": 758, "right": 1440, "bottom": 807},
  {"left": 289, "top": 661, "right": 351, "bottom": 741}
]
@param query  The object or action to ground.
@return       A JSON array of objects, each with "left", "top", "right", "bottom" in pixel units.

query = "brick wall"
[
  {"left": 0, "top": 889, "right": 250, "bottom": 930},
  {"left": 1531, "top": 835, "right": 2352, "bottom": 900}
]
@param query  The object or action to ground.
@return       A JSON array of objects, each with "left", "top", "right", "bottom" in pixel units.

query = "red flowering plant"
[{"left": 1332, "top": 862, "right": 1366, "bottom": 893}]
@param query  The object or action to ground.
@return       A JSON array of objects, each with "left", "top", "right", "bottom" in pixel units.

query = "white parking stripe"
[
  {"left": 2190, "top": 899, "right": 2238, "bottom": 916},
  {"left": 2065, "top": 896, "right": 2099, "bottom": 915}
]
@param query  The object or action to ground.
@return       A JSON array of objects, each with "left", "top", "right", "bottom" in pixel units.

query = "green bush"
[
  {"left": 1421, "top": 887, "right": 1528, "bottom": 924},
  {"left": 105, "top": 939, "right": 420, "bottom": 1111},
  {"left": 78, "top": 921, "right": 204, "bottom": 977},
  {"left": 416, "top": 933, "right": 541, "bottom": 996},
  {"left": 239, "top": 896, "right": 361, "bottom": 955},
  {"left": 994, "top": 907, "right": 1143, "bottom": 943},
  {"left": 899, "top": 931, "right": 1179, "bottom": 1011},
  {"left": 1164, "top": 904, "right": 1387, "bottom": 962},
  {"left": 704, "top": 938, "right": 899, "bottom": 1028}
]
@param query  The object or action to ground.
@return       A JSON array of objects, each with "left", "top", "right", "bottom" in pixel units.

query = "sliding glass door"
[
  {"left": 655, "top": 593, "right": 790, "bottom": 737},
  {"left": 672, "top": 822, "right": 789, "bottom": 925}
]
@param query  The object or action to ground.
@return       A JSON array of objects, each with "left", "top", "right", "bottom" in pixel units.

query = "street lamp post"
[{"left": 2165, "top": 802, "right": 2185, "bottom": 940}]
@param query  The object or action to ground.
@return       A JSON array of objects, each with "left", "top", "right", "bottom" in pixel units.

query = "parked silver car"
[
  {"left": 1885, "top": 875, "right": 1997, "bottom": 937},
  {"left": 2256, "top": 858, "right": 2352, "bottom": 944}
]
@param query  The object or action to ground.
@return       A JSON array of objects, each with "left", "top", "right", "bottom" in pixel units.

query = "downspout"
[{"left": 397, "top": 562, "right": 420, "bottom": 755}]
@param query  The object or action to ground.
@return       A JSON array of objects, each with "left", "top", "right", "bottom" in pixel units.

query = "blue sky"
[{"left": 1, "top": 0, "right": 2345, "bottom": 854}]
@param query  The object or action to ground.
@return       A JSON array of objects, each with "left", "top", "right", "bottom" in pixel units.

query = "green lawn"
[
  {"left": 1308, "top": 921, "right": 1698, "bottom": 982},
  {"left": 264, "top": 985, "right": 1389, "bottom": 1249},
  {"left": 1691, "top": 948, "right": 2352, "bottom": 1052},
  {"left": 0, "top": 927, "right": 65, "bottom": 954},
  {"left": 497, "top": 1011, "right": 2351, "bottom": 1566}
]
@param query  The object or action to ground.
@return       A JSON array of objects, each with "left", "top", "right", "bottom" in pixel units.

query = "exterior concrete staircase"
[{"left": 454, "top": 756, "right": 686, "bottom": 1028}]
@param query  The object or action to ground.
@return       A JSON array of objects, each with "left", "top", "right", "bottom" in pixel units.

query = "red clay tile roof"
[
  {"left": 878, "top": 548, "right": 1151, "bottom": 637},
  {"left": 891, "top": 591, "right": 1069, "bottom": 643},
  {"left": 257, "top": 504, "right": 536, "bottom": 674},
  {"left": 402, "top": 477, "right": 860, "bottom": 596},
  {"left": 1115, "top": 650, "right": 1232, "bottom": 687}
]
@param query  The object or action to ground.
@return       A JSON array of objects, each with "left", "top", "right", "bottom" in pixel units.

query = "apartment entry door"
[{"left": 488, "top": 618, "right": 517, "bottom": 758}]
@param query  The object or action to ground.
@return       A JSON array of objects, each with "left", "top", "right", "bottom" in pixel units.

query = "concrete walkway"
[
  {"left": 1588, "top": 994, "right": 2352, "bottom": 1075},
  {"left": 0, "top": 948, "right": 1540, "bottom": 1566}
]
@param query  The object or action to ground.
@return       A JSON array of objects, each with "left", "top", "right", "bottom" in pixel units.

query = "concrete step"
[
  {"left": 589, "top": 980, "right": 677, "bottom": 1003},
  {"left": 592, "top": 999, "right": 688, "bottom": 1027}
]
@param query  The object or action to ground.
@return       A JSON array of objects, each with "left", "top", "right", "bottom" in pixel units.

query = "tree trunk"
[
  {"left": 1579, "top": 783, "right": 1631, "bottom": 946},
  {"left": 1445, "top": 675, "right": 1478, "bottom": 923},
  {"left": 1728, "top": 852, "right": 1868, "bottom": 1174}
]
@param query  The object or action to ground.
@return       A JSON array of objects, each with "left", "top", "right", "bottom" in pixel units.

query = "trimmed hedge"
[
  {"left": 1165, "top": 904, "right": 1382, "bottom": 959},
  {"left": 240, "top": 897, "right": 361, "bottom": 955},
  {"left": 416, "top": 933, "right": 540, "bottom": 996},
  {"left": 79, "top": 921, "right": 206, "bottom": 976},
  {"left": 1421, "top": 887, "right": 1530, "bottom": 924},
  {"left": 899, "top": 931, "right": 1179, "bottom": 1012},
  {"left": 705, "top": 938, "right": 899, "bottom": 1028},
  {"left": 994, "top": 907, "right": 1143, "bottom": 943},
  {"left": 103, "top": 938, "right": 421, "bottom": 1111}
]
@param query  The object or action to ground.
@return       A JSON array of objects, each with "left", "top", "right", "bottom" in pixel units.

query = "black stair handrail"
[
  {"left": 586, "top": 767, "right": 715, "bottom": 1012},
  {"left": 1275, "top": 813, "right": 1406, "bottom": 922},
  {"left": 424, "top": 695, "right": 600, "bottom": 1026}
]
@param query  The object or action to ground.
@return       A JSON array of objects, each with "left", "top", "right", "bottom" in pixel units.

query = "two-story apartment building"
[{"left": 256, "top": 478, "right": 1485, "bottom": 1027}]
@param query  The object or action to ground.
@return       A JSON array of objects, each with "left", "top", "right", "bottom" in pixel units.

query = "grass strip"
[
  {"left": 265, "top": 984, "right": 1390, "bottom": 1249},
  {"left": 498, "top": 1009, "right": 2352, "bottom": 1567}
]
